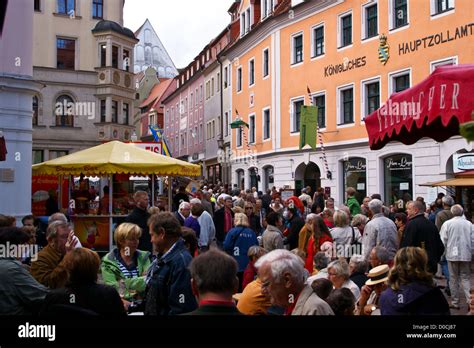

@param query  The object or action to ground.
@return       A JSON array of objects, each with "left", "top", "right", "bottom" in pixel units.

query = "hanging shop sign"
[{"left": 453, "top": 153, "right": 474, "bottom": 173}]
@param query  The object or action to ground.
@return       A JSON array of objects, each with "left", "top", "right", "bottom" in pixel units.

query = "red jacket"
[
  {"left": 305, "top": 234, "right": 333, "bottom": 273},
  {"left": 242, "top": 261, "right": 257, "bottom": 290}
]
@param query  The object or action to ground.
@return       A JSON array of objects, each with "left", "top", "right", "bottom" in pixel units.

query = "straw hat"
[{"left": 365, "top": 264, "right": 389, "bottom": 286}]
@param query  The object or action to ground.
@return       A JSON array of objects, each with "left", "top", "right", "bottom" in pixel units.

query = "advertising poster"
[
  {"left": 71, "top": 216, "right": 110, "bottom": 252},
  {"left": 31, "top": 175, "right": 69, "bottom": 216}
]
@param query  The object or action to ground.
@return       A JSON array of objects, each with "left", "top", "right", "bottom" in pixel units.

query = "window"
[
  {"left": 32, "top": 96, "right": 39, "bottom": 126},
  {"left": 224, "top": 67, "right": 228, "bottom": 88},
  {"left": 291, "top": 99, "right": 304, "bottom": 133},
  {"left": 237, "top": 127, "right": 243, "bottom": 147},
  {"left": 92, "top": 0, "right": 103, "bottom": 19},
  {"left": 212, "top": 120, "right": 216, "bottom": 138},
  {"left": 227, "top": 64, "right": 231, "bottom": 87},
  {"left": 34, "top": 0, "right": 41, "bottom": 12},
  {"left": 263, "top": 109, "right": 270, "bottom": 140},
  {"left": 249, "top": 115, "right": 255, "bottom": 144},
  {"left": 365, "top": 81, "right": 380, "bottom": 117},
  {"left": 430, "top": 57, "right": 457, "bottom": 72},
  {"left": 249, "top": 59, "right": 255, "bottom": 86},
  {"left": 217, "top": 73, "right": 221, "bottom": 92},
  {"left": 100, "top": 99, "right": 106, "bottom": 122},
  {"left": 55, "top": 95, "right": 74, "bottom": 127},
  {"left": 340, "top": 13, "right": 352, "bottom": 47},
  {"left": 112, "top": 46, "right": 119, "bottom": 69},
  {"left": 435, "top": 0, "right": 454, "bottom": 14},
  {"left": 211, "top": 78, "right": 215, "bottom": 96},
  {"left": 57, "top": 38, "right": 75, "bottom": 70},
  {"left": 123, "top": 49, "right": 130, "bottom": 71},
  {"left": 246, "top": 8, "right": 251, "bottom": 32},
  {"left": 206, "top": 81, "right": 210, "bottom": 100},
  {"left": 194, "top": 126, "right": 198, "bottom": 145},
  {"left": 123, "top": 103, "right": 129, "bottom": 125},
  {"left": 384, "top": 154, "right": 413, "bottom": 205},
  {"left": 292, "top": 33, "right": 303, "bottom": 64},
  {"left": 312, "top": 94, "right": 326, "bottom": 128},
  {"left": 237, "top": 67, "right": 242, "bottom": 92},
  {"left": 199, "top": 124, "right": 203, "bottom": 142},
  {"left": 33, "top": 150, "right": 44, "bottom": 164},
  {"left": 312, "top": 25, "right": 324, "bottom": 57},
  {"left": 261, "top": 0, "right": 274, "bottom": 18},
  {"left": 100, "top": 44, "right": 106, "bottom": 67},
  {"left": 391, "top": 72, "right": 410, "bottom": 94},
  {"left": 195, "top": 89, "right": 199, "bottom": 104},
  {"left": 364, "top": 4, "right": 378, "bottom": 39},
  {"left": 392, "top": 0, "right": 408, "bottom": 29},
  {"left": 57, "top": 0, "right": 75, "bottom": 15},
  {"left": 50, "top": 150, "right": 69, "bottom": 159},
  {"left": 263, "top": 49, "right": 269, "bottom": 77},
  {"left": 200, "top": 85, "right": 203, "bottom": 102},
  {"left": 338, "top": 87, "right": 354, "bottom": 124},
  {"left": 112, "top": 100, "right": 118, "bottom": 123},
  {"left": 225, "top": 112, "right": 229, "bottom": 137}
]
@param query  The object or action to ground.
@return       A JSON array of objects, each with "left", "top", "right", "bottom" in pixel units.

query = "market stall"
[
  {"left": 365, "top": 65, "right": 474, "bottom": 150},
  {"left": 32, "top": 141, "right": 200, "bottom": 252}
]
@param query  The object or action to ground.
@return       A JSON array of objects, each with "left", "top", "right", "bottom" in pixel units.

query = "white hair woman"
[
  {"left": 328, "top": 259, "right": 360, "bottom": 300},
  {"left": 223, "top": 213, "right": 259, "bottom": 292},
  {"left": 349, "top": 254, "right": 368, "bottom": 289}
]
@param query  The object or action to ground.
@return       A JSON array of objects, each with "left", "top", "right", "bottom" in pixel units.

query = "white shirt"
[{"left": 440, "top": 216, "right": 473, "bottom": 262}]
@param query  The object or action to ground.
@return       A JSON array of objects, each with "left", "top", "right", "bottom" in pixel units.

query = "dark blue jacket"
[
  {"left": 223, "top": 226, "right": 258, "bottom": 272},
  {"left": 380, "top": 282, "right": 450, "bottom": 315},
  {"left": 143, "top": 239, "right": 197, "bottom": 315},
  {"left": 184, "top": 216, "right": 200, "bottom": 239}
]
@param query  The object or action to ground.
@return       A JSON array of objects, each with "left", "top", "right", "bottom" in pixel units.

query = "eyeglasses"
[{"left": 328, "top": 272, "right": 338, "bottom": 277}]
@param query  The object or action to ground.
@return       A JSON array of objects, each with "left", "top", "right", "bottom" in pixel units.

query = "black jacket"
[
  {"left": 41, "top": 283, "right": 126, "bottom": 316},
  {"left": 174, "top": 211, "right": 185, "bottom": 226},
  {"left": 143, "top": 239, "right": 197, "bottom": 315},
  {"left": 350, "top": 272, "right": 369, "bottom": 289},
  {"left": 286, "top": 215, "right": 305, "bottom": 250},
  {"left": 248, "top": 213, "right": 263, "bottom": 236},
  {"left": 261, "top": 194, "right": 272, "bottom": 210},
  {"left": 214, "top": 207, "right": 234, "bottom": 242},
  {"left": 126, "top": 207, "right": 151, "bottom": 252},
  {"left": 400, "top": 214, "right": 445, "bottom": 274},
  {"left": 173, "top": 193, "right": 189, "bottom": 211}
]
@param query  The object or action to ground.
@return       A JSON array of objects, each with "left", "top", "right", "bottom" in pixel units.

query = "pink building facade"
[{"left": 163, "top": 54, "right": 207, "bottom": 165}]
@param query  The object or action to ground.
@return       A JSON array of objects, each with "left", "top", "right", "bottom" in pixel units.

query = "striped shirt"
[{"left": 115, "top": 249, "right": 139, "bottom": 279}]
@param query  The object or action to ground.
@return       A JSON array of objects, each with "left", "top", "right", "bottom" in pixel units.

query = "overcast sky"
[{"left": 124, "top": 0, "right": 235, "bottom": 68}]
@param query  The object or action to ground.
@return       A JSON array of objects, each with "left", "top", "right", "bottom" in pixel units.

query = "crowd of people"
[{"left": 1, "top": 183, "right": 473, "bottom": 316}]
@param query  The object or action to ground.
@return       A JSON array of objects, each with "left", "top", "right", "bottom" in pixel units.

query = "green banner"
[{"left": 299, "top": 106, "right": 318, "bottom": 149}]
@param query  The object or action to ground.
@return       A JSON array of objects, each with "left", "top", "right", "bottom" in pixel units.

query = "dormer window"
[
  {"left": 240, "top": 6, "right": 253, "bottom": 36},
  {"left": 261, "top": 0, "right": 275, "bottom": 19}
]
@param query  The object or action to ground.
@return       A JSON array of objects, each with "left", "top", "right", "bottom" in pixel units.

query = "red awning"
[{"left": 365, "top": 65, "right": 474, "bottom": 150}]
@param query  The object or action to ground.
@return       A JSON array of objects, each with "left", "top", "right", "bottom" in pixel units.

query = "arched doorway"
[
  {"left": 295, "top": 162, "right": 321, "bottom": 196},
  {"left": 263, "top": 166, "right": 274, "bottom": 192},
  {"left": 236, "top": 169, "right": 245, "bottom": 190},
  {"left": 249, "top": 167, "right": 259, "bottom": 190}
]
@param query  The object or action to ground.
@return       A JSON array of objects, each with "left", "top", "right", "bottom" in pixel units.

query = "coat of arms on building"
[{"left": 378, "top": 34, "right": 389, "bottom": 65}]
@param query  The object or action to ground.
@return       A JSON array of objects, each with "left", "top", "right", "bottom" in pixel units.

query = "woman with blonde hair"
[
  {"left": 379, "top": 247, "right": 450, "bottom": 315},
  {"left": 223, "top": 213, "right": 259, "bottom": 291},
  {"left": 101, "top": 223, "right": 151, "bottom": 301}
]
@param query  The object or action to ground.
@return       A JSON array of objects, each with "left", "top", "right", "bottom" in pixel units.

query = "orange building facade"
[{"left": 226, "top": 0, "right": 474, "bottom": 206}]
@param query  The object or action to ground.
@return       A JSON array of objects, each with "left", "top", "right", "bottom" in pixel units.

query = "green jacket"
[
  {"left": 101, "top": 249, "right": 151, "bottom": 301},
  {"left": 346, "top": 196, "right": 361, "bottom": 217}
]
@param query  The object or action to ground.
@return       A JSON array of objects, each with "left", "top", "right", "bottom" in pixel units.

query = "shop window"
[
  {"left": 384, "top": 154, "right": 413, "bottom": 206},
  {"left": 342, "top": 158, "right": 367, "bottom": 204}
]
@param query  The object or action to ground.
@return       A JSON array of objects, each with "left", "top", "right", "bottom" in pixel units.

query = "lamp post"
[{"left": 217, "top": 137, "right": 225, "bottom": 185}]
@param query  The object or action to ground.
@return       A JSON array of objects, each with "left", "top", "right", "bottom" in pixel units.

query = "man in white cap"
[{"left": 356, "top": 264, "right": 389, "bottom": 316}]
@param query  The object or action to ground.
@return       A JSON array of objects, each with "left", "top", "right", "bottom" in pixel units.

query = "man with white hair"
[
  {"left": 175, "top": 202, "right": 191, "bottom": 226},
  {"left": 255, "top": 249, "right": 334, "bottom": 315},
  {"left": 440, "top": 204, "right": 473, "bottom": 310},
  {"left": 362, "top": 199, "right": 398, "bottom": 261}
]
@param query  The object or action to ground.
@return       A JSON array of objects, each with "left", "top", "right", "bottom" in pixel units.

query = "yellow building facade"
[{"left": 227, "top": 0, "right": 474, "bottom": 206}]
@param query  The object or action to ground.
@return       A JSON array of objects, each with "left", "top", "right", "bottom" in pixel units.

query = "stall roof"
[
  {"left": 32, "top": 141, "right": 200, "bottom": 177},
  {"left": 365, "top": 65, "right": 474, "bottom": 150},
  {"left": 419, "top": 177, "right": 474, "bottom": 187}
]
